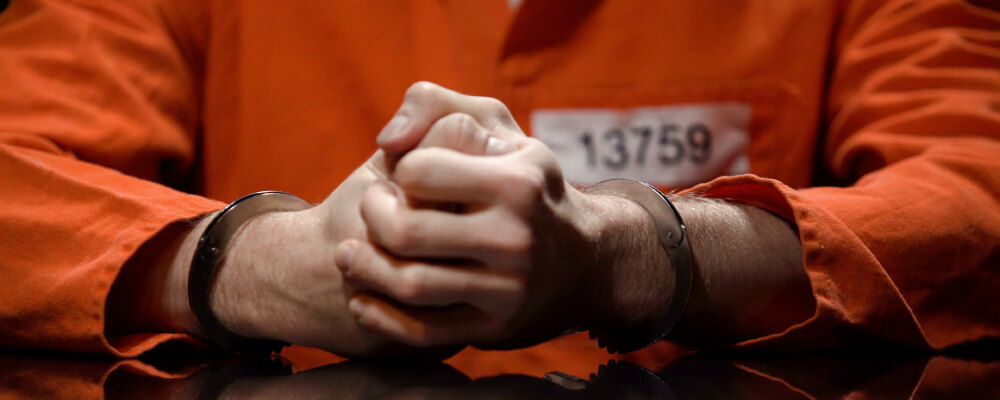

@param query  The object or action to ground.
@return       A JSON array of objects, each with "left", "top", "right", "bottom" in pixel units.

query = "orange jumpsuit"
[{"left": 1, "top": 0, "right": 998, "bottom": 376}]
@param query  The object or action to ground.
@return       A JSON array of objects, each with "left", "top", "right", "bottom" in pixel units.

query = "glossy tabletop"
[{"left": 4, "top": 343, "right": 999, "bottom": 399}]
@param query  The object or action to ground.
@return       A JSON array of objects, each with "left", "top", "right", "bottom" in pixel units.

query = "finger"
[
  {"left": 377, "top": 81, "right": 522, "bottom": 154},
  {"left": 349, "top": 294, "right": 496, "bottom": 347},
  {"left": 419, "top": 112, "right": 518, "bottom": 156},
  {"left": 360, "top": 181, "right": 529, "bottom": 260},
  {"left": 392, "top": 148, "right": 538, "bottom": 204},
  {"left": 360, "top": 181, "right": 532, "bottom": 267},
  {"left": 336, "top": 239, "right": 524, "bottom": 309}
]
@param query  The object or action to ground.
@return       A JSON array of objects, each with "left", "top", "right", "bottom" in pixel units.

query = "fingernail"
[
  {"left": 377, "top": 115, "right": 410, "bottom": 145},
  {"left": 485, "top": 136, "right": 514, "bottom": 155},
  {"left": 335, "top": 240, "right": 358, "bottom": 271}
]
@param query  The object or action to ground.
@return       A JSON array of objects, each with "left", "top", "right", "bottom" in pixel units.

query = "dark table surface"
[{"left": 3, "top": 345, "right": 1000, "bottom": 399}]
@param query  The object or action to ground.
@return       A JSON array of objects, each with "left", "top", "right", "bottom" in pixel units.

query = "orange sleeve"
[
  {"left": 684, "top": 0, "right": 1000, "bottom": 350},
  {"left": 0, "top": 0, "right": 223, "bottom": 355}
]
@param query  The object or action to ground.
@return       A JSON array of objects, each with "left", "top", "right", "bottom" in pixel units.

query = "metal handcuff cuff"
[
  {"left": 189, "top": 191, "right": 312, "bottom": 354},
  {"left": 584, "top": 179, "right": 694, "bottom": 353}
]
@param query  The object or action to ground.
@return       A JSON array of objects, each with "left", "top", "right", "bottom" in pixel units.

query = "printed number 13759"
[{"left": 578, "top": 123, "right": 712, "bottom": 170}]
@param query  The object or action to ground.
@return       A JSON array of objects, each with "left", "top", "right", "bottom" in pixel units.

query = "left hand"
[{"left": 334, "top": 84, "right": 674, "bottom": 349}]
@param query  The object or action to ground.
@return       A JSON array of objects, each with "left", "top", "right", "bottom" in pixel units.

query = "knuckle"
[
  {"left": 501, "top": 166, "right": 546, "bottom": 205},
  {"left": 405, "top": 81, "right": 439, "bottom": 100},
  {"left": 394, "top": 155, "right": 428, "bottom": 191},
  {"left": 397, "top": 268, "right": 428, "bottom": 301},
  {"left": 521, "top": 167, "right": 546, "bottom": 192},
  {"left": 359, "top": 188, "right": 381, "bottom": 223},
  {"left": 509, "top": 235, "right": 534, "bottom": 257},
  {"left": 440, "top": 111, "right": 468, "bottom": 124},
  {"left": 385, "top": 217, "right": 418, "bottom": 250},
  {"left": 478, "top": 97, "right": 514, "bottom": 123},
  {"left": 521, "top": 138, "right": 565, "bottom": 189},
  {"left": 341, "top": 246, "right": 368, "bottom": 280},
  {"left": 424, "top": 112, "right": 476, "bottom": 149},
  {"left": 524, "top": 138, "right": 556, "bottom": 162},
  {"left": 479, "top": 96, "right": 506, "bottom": 112},
  {"left": 454, "top": 113, "right": 486, "bottom": 148},
  {"left": 494, "top": 226, "right": 533, "bottom": 259},
  {"left": 443, "top": 112, "right": 475, "bottom": 136}
]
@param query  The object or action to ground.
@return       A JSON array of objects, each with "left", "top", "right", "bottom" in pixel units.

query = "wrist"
[
  {"left": 163, "top": 215, "right": 217, "bottom": 337},
  {"left": 579, "top": 190, "right": 675, "bottom": 333},
  {"left": 186, "top": 191, "right": 314, "bottom": 352},
  {"left": 150, "top": 209, "right": 277, "bottom": 343},
  {"left": 208, "top": 209, "right": 299, "bottom": 341}
]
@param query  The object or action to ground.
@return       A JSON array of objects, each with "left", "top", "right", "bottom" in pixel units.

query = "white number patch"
[{"left": 531, "top": 103, "right": 751, "bottom": 187}]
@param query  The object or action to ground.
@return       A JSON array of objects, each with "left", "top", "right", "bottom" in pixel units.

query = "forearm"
[
  {"left": 667, "top": 196, "right": 814, "bottom": 346},
  {"left": 591, "top": 193, "right": 815, "bottom": 348}
]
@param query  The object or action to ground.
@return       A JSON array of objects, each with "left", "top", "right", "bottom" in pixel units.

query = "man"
[{"left": 1, "top": 0, "right": 997, "bottom": 363}]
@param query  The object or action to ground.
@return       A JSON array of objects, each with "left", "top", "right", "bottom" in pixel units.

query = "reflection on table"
[{"left": 3, "top": 347, "right": 999, "bottom": 399}]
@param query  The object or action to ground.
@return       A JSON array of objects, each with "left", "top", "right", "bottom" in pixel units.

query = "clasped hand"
[{"left": 334, "top": 82, "right": 673, "bottom": 350}]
